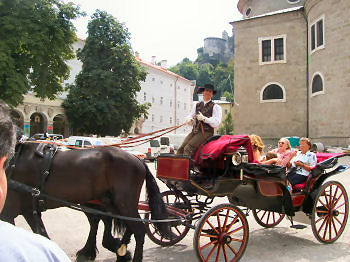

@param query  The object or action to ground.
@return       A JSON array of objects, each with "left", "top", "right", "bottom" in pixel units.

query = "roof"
[
  {"left": 231, "top": 6, "right": 304, "bottom": 24},
  {"left": 135, "top": 57, "right": 194, "bottom": 84}
]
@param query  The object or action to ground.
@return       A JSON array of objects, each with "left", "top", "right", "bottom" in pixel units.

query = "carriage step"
[{"left": 290, "top": 224, "right": 307, "bottom": 229}]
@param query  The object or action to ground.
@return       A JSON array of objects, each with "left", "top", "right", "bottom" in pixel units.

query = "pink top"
[{"left": 272, "top": 149, "right": 294, "bottom": 167}]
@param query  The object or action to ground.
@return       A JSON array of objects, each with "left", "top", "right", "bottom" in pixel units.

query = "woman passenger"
[
  {"left": 249, "top": 134, "right": 265, "bottom": 163},
  {"left": 271, "top": 137, "right": 295, "bottom": 167}
]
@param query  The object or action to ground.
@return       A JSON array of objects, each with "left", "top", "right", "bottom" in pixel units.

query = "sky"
[{"left": 67, "top": 0, "right": 242, "bottom": 67}]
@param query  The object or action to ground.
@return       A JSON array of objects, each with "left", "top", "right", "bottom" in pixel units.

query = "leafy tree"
[
  {"left": 169, "top": 58, "right": 198, "bottom": 81},
  {"left": 222, "top": 91, "right": 233, "bottom": 102},
  {"left": 197, "top": 63, "right": 214, "bottom": 87},
  {"left": 63, "top": 10, "right": 149, "bottom": 136},
  {"left": 218, "top": 112, "right": 233, "bottom": 135},
  {"left": 0, "top": 0, "right": 82, "bottom": 107}
]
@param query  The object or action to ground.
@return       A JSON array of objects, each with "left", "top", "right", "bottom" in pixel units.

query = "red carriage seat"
[
  {"left": 193, "top": 135, "right": 254, "bottom": 168},
  {"left": 292, "top": 152, "right": 344, "bottom": 191}
]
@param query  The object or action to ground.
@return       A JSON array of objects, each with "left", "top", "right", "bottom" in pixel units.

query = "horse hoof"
[
  {"left": 116, "top": 250, "right": 132, "bottom": 262},
  {"left": 117, "top": 244, "right": 127, "bottom": 256}
]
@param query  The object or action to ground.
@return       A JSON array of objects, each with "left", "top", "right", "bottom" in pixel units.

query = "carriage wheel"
[
  {"left": 193, "top": 203, "right": 249, "bottom": 262},
  {"left": 145, "top": 190, "right": 191, "bottom": 246},
  {"left": 252, "top": 209, "right": 285, "bottom": 228},
  {"left": 311, "top": 181, "right": 349, "bottom": 243}
]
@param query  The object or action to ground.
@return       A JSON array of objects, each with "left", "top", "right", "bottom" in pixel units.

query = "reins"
[{"left": 22, "top": 123, "right": 185, "bottom": 149}]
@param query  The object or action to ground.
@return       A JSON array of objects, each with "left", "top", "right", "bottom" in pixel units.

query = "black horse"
[{"left": 1, "top": 142, "right": 172, "bottom": 262}]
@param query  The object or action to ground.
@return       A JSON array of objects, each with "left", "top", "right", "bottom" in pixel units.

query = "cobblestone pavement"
[{"left": 15, "top": 160, "right": 350, "bottom": 262}]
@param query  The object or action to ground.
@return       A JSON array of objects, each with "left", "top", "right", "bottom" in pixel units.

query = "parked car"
[
  {"left": 65, "top": 136, "right": 104, "bottom": 148},
  {"left": 31, "top": 133, "right": 64, "bottom": 141},
  {"left": 121, "top": 148, "right": 146, "bottom": 160}
]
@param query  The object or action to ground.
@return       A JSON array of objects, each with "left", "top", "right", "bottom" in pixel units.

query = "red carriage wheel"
[
  {"left": 252, "top": 209, "right": 285, "bottom": 228},
  {"left": 193, "top": 204, "right": 249, "bottom": 262},
  {"left": 145, "top": 190, "right": 191, "bottom": 246},
  {"left": 311, "top": 181, "right": 349, "bottom": 243}
]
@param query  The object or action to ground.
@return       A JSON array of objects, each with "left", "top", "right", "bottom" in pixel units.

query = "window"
[
  {"left": 259, "top": 35, "right": 287, "bottom": 65},
  {"left": 152, "top": 77, "right": 155, "bottom": 81},
  {"left": 152, "top": 97, "right": 155, "bottom": 103},
  {"left": 160, "top": 115, "right": 163, "bottom": 123},
  {"left": 311, "top": 73, "right": 324, "bottom": 96},
  {"left": 177, "top": 101, "right": 180, "bottom": 109},
  {"left": 160, "top": 80, "right": 163, "bottom": 84},
  {"left": 143, "top": 92, "right": 146, "bottom": 101},
  {"left": 184, "top": 103, "right": 187, "bottom": 110},
  {"left": 245, "top": 7, "right": 252, "bottom": 17},
  {"left": 170, "top": 100, "right": 172, "bottom": 107},
  {"left": 176, "top": 118, "right": 179, "bottom": 125},
  {"left": 177, "top": 85, "right": 180, "bottom": 90},
  {"left": 170, "top": 117, "right": 172, "bottom": 125},
  {"left": 310, "top": 16, "right": 325, "bottom": 53},
  {"left": 160, "top": 97, "right": 163, "bottom": 105},
  {"left": 260, "top": 83, "right": 286, "bottom": 103},
  {"left": 224, "top": 109, "right": 228, "bottom": 115},
  {"left": 152, "top": 114, "right": 154, "bottom": 122}
]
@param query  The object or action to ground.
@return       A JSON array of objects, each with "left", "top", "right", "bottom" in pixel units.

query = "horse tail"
[{"left": 144, "top": 162, "right": 174, "bottom": 239}]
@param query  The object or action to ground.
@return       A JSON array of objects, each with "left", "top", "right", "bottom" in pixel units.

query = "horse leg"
[
  {"left": 22, "top": 210, "right": 50, "bottom": 238},
  {"left": 116, "top": 227, "right": 133, "bottom": 262},
  {"left": 76, "top": 212, "right": 100, "bottom": 261},
  {"left": 101, "top": 215, "right": 122, "bottom": 253}
]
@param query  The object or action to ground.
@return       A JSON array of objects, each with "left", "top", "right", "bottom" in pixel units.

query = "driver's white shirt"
[{"left": 186, "top": 100, "right": 222, "bottom": 128}]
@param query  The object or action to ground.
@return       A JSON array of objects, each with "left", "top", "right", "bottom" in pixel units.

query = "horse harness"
[{"left": 7, "top": 143, "right": 58, "bottom": 232}]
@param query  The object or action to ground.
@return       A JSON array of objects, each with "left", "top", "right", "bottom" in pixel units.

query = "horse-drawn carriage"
[
  {"left": 144, "top": 135, "right": 349, "bottom": 261},
  {"left": 4, "top": 134, "right": 349, "bottom": 262}
]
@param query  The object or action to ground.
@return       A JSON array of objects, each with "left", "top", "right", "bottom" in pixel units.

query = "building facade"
[
  {"left": 233, "top": 0, "right": 350, "bottom": 146},
  {"left": 12, "top": 40, "right": 195, "bottom": 137},
  {"left": 133, "top": 56, "right": 195, "bottom": 135}
]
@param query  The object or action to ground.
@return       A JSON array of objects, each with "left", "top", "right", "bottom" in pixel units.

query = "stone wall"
[
  {"left": 233, "top": 10, "right": 307, "bottom": 139},
  {"left": 306, "top": 0, "right": 350, "bottom": 146}
]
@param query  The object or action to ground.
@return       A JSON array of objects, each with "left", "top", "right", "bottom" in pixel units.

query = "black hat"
[{"left": 197, "top": 84, "right": 217, "bottom": 95}]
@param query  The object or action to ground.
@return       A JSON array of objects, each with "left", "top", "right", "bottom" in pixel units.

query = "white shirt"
[
  {"left": 186, "top": 100, "right": 222, "bottom": 128},
  {"left": 290, "top": 150, "right": 317, "bottom": 177}
]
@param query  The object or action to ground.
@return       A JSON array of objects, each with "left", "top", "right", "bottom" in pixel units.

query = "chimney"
[
  {"left": 135, "top": 51, "right": 139, "bottom": 58},
  {"left": 160, "top": 60, "right": 167, "bottom": 68},
  {"left": 151, "top": 56, "right": 156, "bottom": 64}
]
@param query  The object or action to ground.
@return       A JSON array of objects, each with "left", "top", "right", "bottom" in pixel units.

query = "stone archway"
[
  {"left": 10, "top": 109, "right": 24, "bottom": 129},
  {"left": 30, "top": 112, "right": 47, "bottom": 137},
  {"left": 53, "top": 114, "right": 66, "bottom": 136}
]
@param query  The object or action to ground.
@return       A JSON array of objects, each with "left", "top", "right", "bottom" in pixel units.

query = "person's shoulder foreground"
[{"left": 0, "top": 220, "right": 70, "bottom": 262}]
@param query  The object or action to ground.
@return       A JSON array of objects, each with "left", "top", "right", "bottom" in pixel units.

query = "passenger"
[
  {"left": 271, "top": 137, "right": 295, "bottom": 167},
  {"left": 176, "top": 84, "right": 222, "bottom": 157},
  {"left": 249, "top": 134, "right": 265, "bottom": 163},
  {"left": 0, "top": 101, "right": 70, "bottom": 262},
  {"left": 287, "top": 137, "right": 317, "bottom": 186}
]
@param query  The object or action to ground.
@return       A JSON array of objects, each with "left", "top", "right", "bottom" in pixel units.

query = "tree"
[
  {"left": 0, "top": 0, "right": 82, "bottom": 107},
  {"left": 222, "top": 91, "right": 233, "bottom": 102},
  {"left": 218, "top": 112, "right": 233, "bottom": 135},
  {"left": 63, "top": 10, "right": 149, "bottom": 136},
  {"left": 169, "top": 58, "right": 198, "bottom": 81}
]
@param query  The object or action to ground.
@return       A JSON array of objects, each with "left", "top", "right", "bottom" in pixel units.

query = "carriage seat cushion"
[{"left": 293, "top": 182, "right": 306, "bottom": 190}]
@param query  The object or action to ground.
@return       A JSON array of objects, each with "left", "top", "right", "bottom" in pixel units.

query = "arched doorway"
[
  {"left": 30, "top": 112, "right": 46, "bottom": 137},
  {"left": 10, "top": 110, "right": 24, "bottom": 129},
  {"left": 53, "top": 114, "right": 66, "bottom": 136}
]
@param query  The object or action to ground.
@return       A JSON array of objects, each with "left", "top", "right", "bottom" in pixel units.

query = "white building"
[
  {"left": 13, "top": 41, "right": 195, "bottom": 137},
  {"left": 134, "top": 56, "right": 195, "bottom": 135}
]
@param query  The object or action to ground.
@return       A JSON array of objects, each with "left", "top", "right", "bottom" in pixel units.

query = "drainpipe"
[
  {"left": 174, "top": 76, "right": 179, "bottom": 134},
  {"left": 302, "top": 8, "right": 310, "bottom": 138}
]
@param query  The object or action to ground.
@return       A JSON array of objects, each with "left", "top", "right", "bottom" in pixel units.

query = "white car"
[{"left": 121, "top": 147, "right": 146, "bottom": 160}]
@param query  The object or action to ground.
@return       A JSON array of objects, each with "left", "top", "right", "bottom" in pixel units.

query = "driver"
[{"left": 176, "top": 84, "right": 222, "bottom": 156}]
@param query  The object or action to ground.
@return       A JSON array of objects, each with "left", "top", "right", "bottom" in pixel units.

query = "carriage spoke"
[
  {"left": 317, "top": 215, "right": 328, "bottom": 234},
  {"left": 334, "top": 216, "right": 343, "bottom": 226},
  {"left": 260, "top": 210, "right": 267, "bottom": 221},
  {"left": 226, "top": 242, "right": 238, "bottom": 256},
  {"left": 224, "top": 215, "right": 239, "bottom": 233},
  {"left": 332, "top": 192, "right": 343, "bottom": 208},
  {"left": 331, "top": 218, "right": 338, "bottom": 238},
  {"left": 335, "top": 202, "right": 345, "bottom": 210},
  {"left": 215, "top": 243, "right": 222, "bottom": 262},
  {"left": 200, "top": 239, "right": 218, "bottom": 251},
  {"left": 204, "top": 242, "right": 219, "bottom": 262},
  {"left": 230, "top": 237, "right": 244, "bottom": 243},
  {"left": 200, "top": 233, "right": 218, "bottom": 239},
  {"left": 322, "top": 217, "right": 330, "bottom": 239},
  {"left": 227, "top": 226, "right": 243, "bottom": 236},
  {"left": 206, "top": 220, "right": 220, "bottom": 235},
  {"left": 318, "top": 199, "right": 329, "bottom": 210},
  {"left": 315, "top": 214, "right": 327, "bottom": 224},
  {"left": 216, "top": 213, "right": 222, "bottom": 233},
  {"left": 223, "top": 245, "right": 228, "bottom": 261},
  {"left": 222, "top": 209, "right": 230, "bottom": 231},
  {"left": 331, "top": 186, "right": 339, "bottom": 208}
]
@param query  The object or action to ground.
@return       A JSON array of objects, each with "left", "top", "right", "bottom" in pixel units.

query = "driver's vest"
[{"left": 193, "top": 101, "right": 215, "bottom": 134}]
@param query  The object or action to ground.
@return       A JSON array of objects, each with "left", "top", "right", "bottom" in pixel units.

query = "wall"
[{"left": 233, "top": 10, "right": 307, "bottom": 139}]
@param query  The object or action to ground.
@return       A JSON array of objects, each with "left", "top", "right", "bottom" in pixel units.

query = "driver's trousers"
[{"left": 176, "top": 130, "right": 213, "bottom": 157}]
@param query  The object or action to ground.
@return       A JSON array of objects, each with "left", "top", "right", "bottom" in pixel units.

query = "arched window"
[
  {"left": 311, "top": 73, "right": 324, "bottom": 95},
  {"left": 261, "top": 83, "right": 286, "bottom": 102}
]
